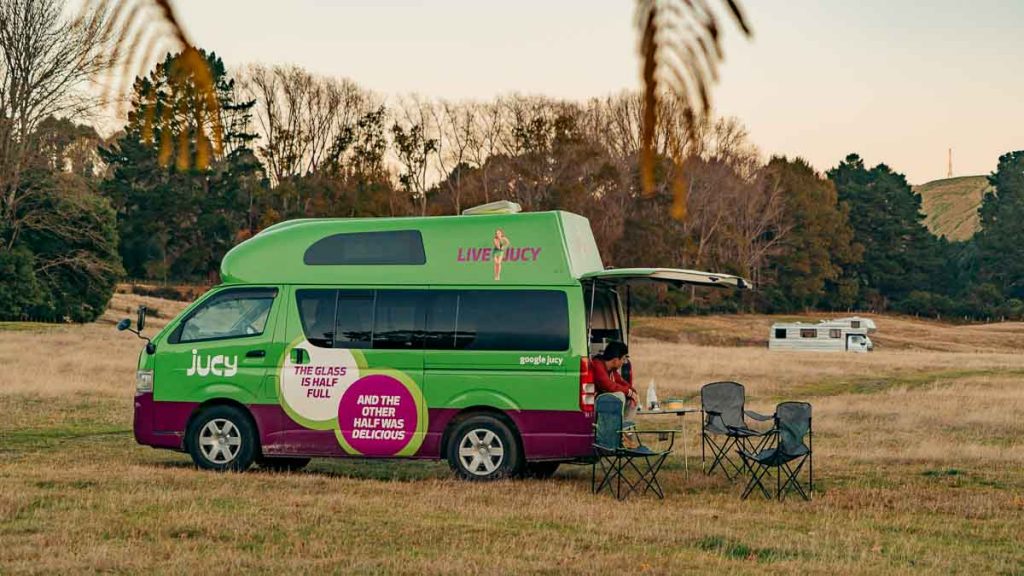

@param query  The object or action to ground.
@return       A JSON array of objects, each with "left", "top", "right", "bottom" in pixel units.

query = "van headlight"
[{"left": 136, "top": 370, "right": 154, "bottom": 393}]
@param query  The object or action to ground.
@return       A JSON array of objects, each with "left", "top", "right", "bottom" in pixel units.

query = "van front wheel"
[
  {"left": 447, "top": 415, "right": 522, "bottom": 481},
  {"left": 186, "top": 405, "right": 258, "bottom": 472}
]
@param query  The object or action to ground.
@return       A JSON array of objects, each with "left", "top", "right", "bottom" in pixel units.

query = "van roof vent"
[{"left": 461, "top": 200, "right": 522, "bottom": 216}]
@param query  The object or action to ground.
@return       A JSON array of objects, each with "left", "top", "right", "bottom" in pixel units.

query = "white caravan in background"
[{"left": 769, "top": 318, "right": 875, "bottom": 353}]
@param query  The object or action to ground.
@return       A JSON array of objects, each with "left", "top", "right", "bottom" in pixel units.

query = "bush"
[{"left": 0, "top": 248, "right": 44, "bottom": 320}]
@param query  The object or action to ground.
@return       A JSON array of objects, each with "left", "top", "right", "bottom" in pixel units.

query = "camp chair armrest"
[
  {"left": 745, "top": 410, "right": 774, "bottom": 421},
  {"left": 726, "top": 425, "right": 768, "bottom": 436}
]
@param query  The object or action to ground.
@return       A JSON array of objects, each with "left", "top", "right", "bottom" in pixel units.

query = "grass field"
[
  {"left": 913, "top": 175, "right": 990, "bottom": 241},
  {"left": 2, "top": 294, "right": 1023, "bottom": 574}
]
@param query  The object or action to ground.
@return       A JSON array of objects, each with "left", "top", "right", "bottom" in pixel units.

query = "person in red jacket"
[{"left": 592, "top": 341, "right": 638, "bottom": 420}]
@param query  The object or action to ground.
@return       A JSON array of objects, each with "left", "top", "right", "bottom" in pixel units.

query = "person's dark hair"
[{"left": 600, "top": 341, "right": 629, "bottom": 360}]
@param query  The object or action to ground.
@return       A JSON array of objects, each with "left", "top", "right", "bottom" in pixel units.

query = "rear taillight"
[
  {"left": 136, "top": 370, "right": 154, "bottom": 394},
  {"left": 580, "top": 358, "right": 595, "bottom": 412}
]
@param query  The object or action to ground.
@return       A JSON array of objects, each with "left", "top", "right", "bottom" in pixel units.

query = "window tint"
[
  {"left": 455, "top": 290, "right": 568, "bottom": 351},
  {"left": 800, "top": 329, "right": 817, "bottom": 338},
  {"left": 296, "top": 290, "right": 337, "bottom": 348},
  {"left": 829, "top": 329, "right": 842, "bottom": 339},
  {"left": 774, "top": 328, "right": 787, "bottom": 339},
  {"left": 295, "top": 289, "right": 568, "bottom": 351},
  {"left": 179, "top": 289, "right": 276, "bottom": 343},
  {"left": 374, "top": 291, "right": 425, "bottom": 349},
  {"left": 337, "top": 291, "right": 374, "bottom": 349},
  {"left": 851, "top": 320, "right": 861, "bottom": 329},
  {"left": 304, "top": 230, "right": 426, "bottom": 265},
  {"left": 424, "top": 292, "right": 458, "bottom": 350}
]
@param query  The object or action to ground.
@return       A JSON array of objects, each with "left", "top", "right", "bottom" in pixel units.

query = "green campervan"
[{"left": 127, "top": 201, "right": 746, "bottom": 480}]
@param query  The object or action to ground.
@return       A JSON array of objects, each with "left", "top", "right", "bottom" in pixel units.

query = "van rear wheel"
[
  {"left": 186, "top": 405, "right": 257, "bottom": 472},
  {"left": 447, "top": 415, "right": 522, "bottom": 481}
]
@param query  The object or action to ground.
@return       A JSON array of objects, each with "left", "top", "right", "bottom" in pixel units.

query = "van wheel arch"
[
  {"left": 187, "top": 399, "right": 262, "bottom": 456},
  {"left": 441, "top": 407, "right": 524, "bottom": 462}
]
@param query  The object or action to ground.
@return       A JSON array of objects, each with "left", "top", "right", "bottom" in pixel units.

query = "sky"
[{"left": 170, "top": 0, "right": 1024, "bottom": 184}]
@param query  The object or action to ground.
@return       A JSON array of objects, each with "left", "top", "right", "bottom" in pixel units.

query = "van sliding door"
[{"left": 423, "top": 288, "right": 576, "bottom": 413}]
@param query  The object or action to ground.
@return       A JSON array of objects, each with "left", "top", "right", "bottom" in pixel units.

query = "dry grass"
[{"left": 2, "top": 300, "right": 1024, "bottom": 574}]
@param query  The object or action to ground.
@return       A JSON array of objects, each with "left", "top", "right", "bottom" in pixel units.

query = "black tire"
[
  {"left": 185, "top": 405, "right": 258, "bottom": 472},
  {"left": 257, "top": 457, "right": 311, "bottom": 472},
  {"left": 446, "top": 414, "right": 522, "bottom": 481},
  {"left": 520, "top": 461, "right": 560, "bottom": 479}
]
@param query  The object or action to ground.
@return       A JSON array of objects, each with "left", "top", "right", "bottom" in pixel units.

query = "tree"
[
  {"left": 827, "top": 154, "right": 943, "bottom": 310},
  {"left": 0, "top": 0, "right": 120, "bottom": 322},
  {"left": 102, "top": 49, "right": 262, "bottom": 282},
  {"left": 431, "top": 101, "right": 476, "bottom": 214},
  {"left": 392, "top": 99, "right": 438, "bottom": 216},
  {"left": 974, "top": 150, "right": 1024, "bottom": 300},
  {"left": 760, "top": 157, "right": 860, "bottom": 311},
  {"left": 0, "top": 0, "right": 108, "bottom": 248}
]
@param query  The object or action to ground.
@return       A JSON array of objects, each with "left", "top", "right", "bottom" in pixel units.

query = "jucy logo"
[
  {"left": 456, "top": 228, "right": 542, "bottom": 281},
  {"left": 186, "top": 349, "right": 238, "bottom": 377}
]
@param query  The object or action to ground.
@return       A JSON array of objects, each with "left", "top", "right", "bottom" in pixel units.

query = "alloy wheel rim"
[
  {"left": 199, "top": 418, "right": 242, "bottom": 464},
  {"left": 458, "top": 428, "right": 504, "bottom": 476}
]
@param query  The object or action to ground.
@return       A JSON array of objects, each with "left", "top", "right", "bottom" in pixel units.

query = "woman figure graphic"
[{"left": 492, "top": 228, "right": 511, "bottom": 281}]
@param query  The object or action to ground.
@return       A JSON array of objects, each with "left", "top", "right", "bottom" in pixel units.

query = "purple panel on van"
[
  {"left": 134, "top": 394, "right": 287, "bottom": 454},
  {"left": 423, "top": 408, "right": 594, "bottom": 461},
  {"left": 135, "top": 396, "right": 595, "bottom": 461}
]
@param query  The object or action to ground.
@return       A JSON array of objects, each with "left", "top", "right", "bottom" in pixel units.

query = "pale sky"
[{"left": 171, "top": 0, "right": 1024, "bottom": 184}]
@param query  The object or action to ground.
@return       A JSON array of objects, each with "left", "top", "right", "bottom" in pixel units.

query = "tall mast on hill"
[{"left": 947, "top": 148, "right": 953, "bottom": 178}]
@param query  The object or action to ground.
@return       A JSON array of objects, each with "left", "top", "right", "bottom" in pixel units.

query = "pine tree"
[
  {"left": 101, "top": 49, "right": 265, "bottom": 282},
  {"left": 975, "top": 151, "right": 1024, "bottom": 300},
  {"left": 827, "top": 154, "right": 943, "bottom": 310}
]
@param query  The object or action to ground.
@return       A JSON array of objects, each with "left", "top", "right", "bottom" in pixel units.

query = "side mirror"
[{"left": 115, "top": 309, "right": 155, "bottom": 354}]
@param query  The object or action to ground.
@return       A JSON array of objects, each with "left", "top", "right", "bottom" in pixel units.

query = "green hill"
[{"left": 913, "top": 175, "right": 991, "bottom": 241}]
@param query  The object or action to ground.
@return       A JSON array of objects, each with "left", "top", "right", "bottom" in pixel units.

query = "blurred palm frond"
[
  {"left": 81, "top": 0, "right": 220, "bottom": 169},
  {"left": 635, "top": 0, "right": 750, "bottom": 219}
]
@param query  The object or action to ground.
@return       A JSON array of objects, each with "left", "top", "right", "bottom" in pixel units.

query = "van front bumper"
[{"left": 133, "top": 392, "right": 185, "bottom": 450}]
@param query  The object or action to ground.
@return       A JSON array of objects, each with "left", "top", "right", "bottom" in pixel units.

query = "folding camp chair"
[
  {"left": 701, "top": 381, "right": 773, "bottom": 480},
  {"left": 592, "top": 394, "right": 677, "bottom": 500},
  {"left": 738, "top": 401, "right": 814, "bottom": 501}
]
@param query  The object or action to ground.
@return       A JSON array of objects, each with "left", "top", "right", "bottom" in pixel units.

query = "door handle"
[
  {"left": 246, "top": 350, "right": 266, "bottom": 358},
  {"left": 290, "top": 348, "right": 309, "bottom": 365}
]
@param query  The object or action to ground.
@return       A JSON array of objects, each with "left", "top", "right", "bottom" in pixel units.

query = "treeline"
[{"left": 3, "top": 28, "right": 1024, "bottom": 321}]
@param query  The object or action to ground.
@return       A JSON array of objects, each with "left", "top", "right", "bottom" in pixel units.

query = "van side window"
[
  {"left": 295, "top": 289, "right": 568, "bottom": 351},
  {"left": 304, "top": 231, "right": 426, "bottom": 265},
  {"left": 455, "top": 290, "right": 569, "bottom": 351},
  {"left": 374, "top": 291, "right": 425, "bottom": 349},
  {"left": 296, "top": 290, "right": 337, "bottom": 348},
  {"left": 177, "top": 289, "right": 277, "bottom": 343},
  {"left": 800, "top": 329, "right": 817, "bottom": 338},
  {"left": 424, "top": 292, "right": 458, "bottom": 350},
  {"left": 829, "top": 329, "right": 842, "bottom": 339},
  {"left": 337, "top": 290, "right": 374, "bottom": 349},
  {"left": 774, "top": 328, "right": 787, "bottom": 339}
]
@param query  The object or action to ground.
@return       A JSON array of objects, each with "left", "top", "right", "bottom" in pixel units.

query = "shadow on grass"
[
  {"left": 145, "top": 457, "right": 630, "bottom": 485},
  {"left": 147, "top": 457, "right": 452, "bottom": 482}
]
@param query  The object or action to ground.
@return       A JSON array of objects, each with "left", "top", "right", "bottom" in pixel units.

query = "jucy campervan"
[{"left": 126, "top": 203, "right": 747, "bottom": 480}]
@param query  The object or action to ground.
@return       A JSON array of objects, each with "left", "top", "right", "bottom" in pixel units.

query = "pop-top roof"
[
  {"left": 220, "top": 209, "right": 750, "bottom": 290},
  {"left": 221, "top": 211, "right": 603, "bottom": 286}
]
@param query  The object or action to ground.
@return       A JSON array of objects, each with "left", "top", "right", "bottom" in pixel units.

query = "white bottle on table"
[{"left": 646, "top": 379, "right": 659, "bottom": 411}]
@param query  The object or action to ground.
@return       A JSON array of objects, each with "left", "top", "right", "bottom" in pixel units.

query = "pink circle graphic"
[{"left": 337, "top": 374, "right": 418, "bottom": 456}]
